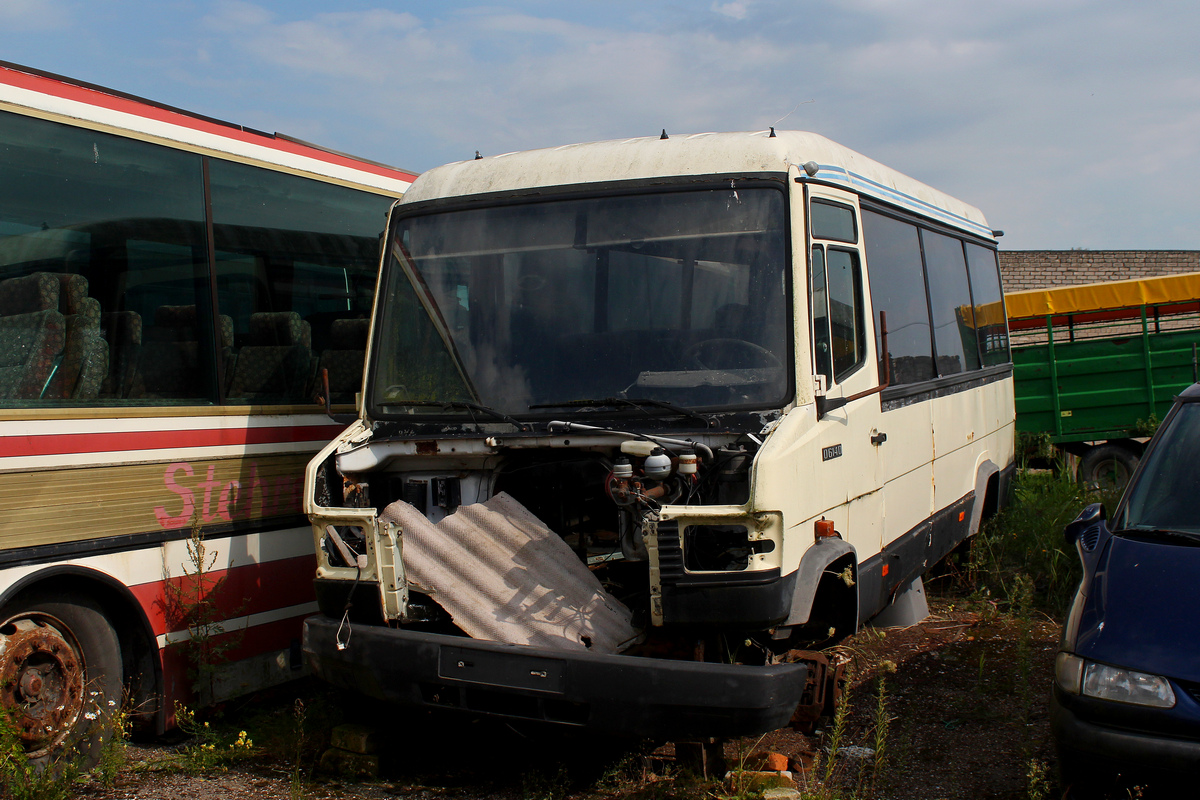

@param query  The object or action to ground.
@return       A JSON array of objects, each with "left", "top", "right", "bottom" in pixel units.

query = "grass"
[
  {"left": 962, "top": 465, "right": 1120, "bottom": 616},
  {"left": 521, "top": 764, "right": 571, "bottom": 800},
  {"left": 167, "top": 703, "right": 256, "bottom": 774},
  {"left": 0, "top": 689, "right": 129, "bottom": 800}
]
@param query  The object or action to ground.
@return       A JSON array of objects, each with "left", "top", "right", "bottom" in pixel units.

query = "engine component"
[{"left": 643, "top": 447, "right": 672, "bottom": 480}]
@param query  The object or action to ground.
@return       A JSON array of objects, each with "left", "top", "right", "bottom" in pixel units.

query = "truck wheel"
[
  {"left": 0, "top": 592, "right": 123, "bottom": 770},
  {"left": 1079, "top": 444, "right": 1138, "bottom": 491}
]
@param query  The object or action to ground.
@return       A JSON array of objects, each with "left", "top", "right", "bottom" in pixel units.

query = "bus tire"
[
  {"left": 0, "top": 591, "right": 123, "bottom": 770},
  {"left": 1079, "top": 444, "right": 1139, "bottom": 491}
]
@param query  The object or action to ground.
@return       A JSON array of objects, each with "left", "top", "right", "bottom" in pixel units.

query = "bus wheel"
[
  {"left": 1079, "top": 444, "right": 1139, "bottom": 492},
  {"left": 0, "top": 593, "right": 123, "bottom": 769}
]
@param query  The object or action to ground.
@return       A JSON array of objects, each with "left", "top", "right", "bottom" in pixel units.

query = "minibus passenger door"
[{"left": 807, "top": 189, "right": 884, "bottom": 561}]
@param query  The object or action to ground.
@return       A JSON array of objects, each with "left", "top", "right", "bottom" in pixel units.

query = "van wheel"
[
  {"left": 1079, "top": 444, "right": 1138, "bottom": 492},
  {"left": 0, "top": 592, "right": 123, "bottom": 769}
]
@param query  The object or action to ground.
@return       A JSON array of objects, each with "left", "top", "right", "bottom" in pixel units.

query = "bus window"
[
  {"left": 0, "top": 110, "right": 215, "bottom": 406},
  {"left": 208, "top": 160, "right": 389, "bottom": 404},
  {"left": 810, "top": 199, "right": 858, "bottom": 243},
  {"left": 122, "top": 240, "right": 222, "bottom": 403},
  {"left": 862, "top": 209, "right": 934, "bottom": 385},
  {"left": 826, "top": 248, "right": 865, "bottom": 379},
  {"left": 811, "top": 245, "right": 865, "bottom": 384},
  {"left": 811, "top": 245, "right": 833, "bottom": 383},
  {"left": 965, "top": 242, "right": 1010, "bottom": 366},
  {"left": 921, "top": 229, "right": 978, "bottom": 375}
]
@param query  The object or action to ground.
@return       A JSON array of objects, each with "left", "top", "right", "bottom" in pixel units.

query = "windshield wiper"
[
  {"left": 1115, "top": 526, "right": 1200, "bottom": 545},
  {"left": 529, "top": 397, "right": 712, "bottom": 427},
  {"left": 393, "top": 400, "right": 530, "bottom": 431}
]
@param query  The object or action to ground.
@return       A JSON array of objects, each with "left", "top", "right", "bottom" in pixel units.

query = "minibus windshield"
[{"left": 370, "top": 185, "right": 792, "bottom": 418}]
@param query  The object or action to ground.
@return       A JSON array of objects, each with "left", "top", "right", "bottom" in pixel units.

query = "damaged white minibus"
[{"left": 303, "top": 131, "right": 1015, "bottom": 738}]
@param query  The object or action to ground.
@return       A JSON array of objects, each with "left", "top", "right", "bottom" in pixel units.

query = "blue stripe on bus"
[{"left": 814, "top": 165, "right": 994, "bottom": 239}]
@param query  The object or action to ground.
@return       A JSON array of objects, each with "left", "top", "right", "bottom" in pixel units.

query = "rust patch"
[
  {"left": 784, "top": 650, "right": 844, "bottom": 733},
  {"left": 0, "top": 616, "right": 86, "bottom": 756}
]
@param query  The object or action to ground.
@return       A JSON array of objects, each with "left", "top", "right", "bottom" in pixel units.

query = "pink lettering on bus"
[
  {"left": 155, "top": 461, "right": 302, "bottom": 530},
  {"left": 153, "top": 463, "right": 196, "bottom": 529}
]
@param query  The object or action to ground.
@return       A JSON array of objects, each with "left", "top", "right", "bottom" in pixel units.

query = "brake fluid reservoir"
[
  {"left": 612, "top": 457, "right": 634, "bottom": 479},
  {"left": 643, "top": 447, "right": 672, "bottom": 480}
]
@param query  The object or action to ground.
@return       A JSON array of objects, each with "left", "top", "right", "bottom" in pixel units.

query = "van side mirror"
[{"left": 1064, "top": 502, "right": 1106, "bottom": 545}]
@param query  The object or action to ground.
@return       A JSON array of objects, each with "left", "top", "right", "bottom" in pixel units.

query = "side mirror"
[
  {"left": 1063, "top": 502, "right": 1106, "bottom": 545},
  {"left": 817, "top": 395, "right": 847, "bottom": 417}
]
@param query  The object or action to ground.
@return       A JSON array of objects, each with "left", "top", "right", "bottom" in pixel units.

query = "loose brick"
[{"left": 330, "top": 723, "right": 377, "bottom": 754}]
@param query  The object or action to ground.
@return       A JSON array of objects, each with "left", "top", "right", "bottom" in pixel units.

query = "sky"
[{"left": 2, "top": 0, "right": 1199, "bottom": 251}]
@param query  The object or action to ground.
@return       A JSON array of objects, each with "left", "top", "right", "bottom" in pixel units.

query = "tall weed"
[
  {"left": 163, "top": 514, "right": 245, "bottom": 703},
  {"left": 966, "top": 468, "right": 1118, "bottom": 614}
]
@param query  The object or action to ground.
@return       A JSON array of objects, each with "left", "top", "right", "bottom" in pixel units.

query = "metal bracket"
[{"left": 375, "top": 520, "right": 409, "bottom": 622}]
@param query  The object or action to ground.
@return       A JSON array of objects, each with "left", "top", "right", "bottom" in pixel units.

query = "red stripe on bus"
[
  {"left": 129, "top": 553, "right": 318, "bottom": 637},
  {"left": 4, "top": 424, "right": 345, "bottom": 458},
  {"left": 0, "top": 65, "right": 417, "bottom": 183},
  {"left": 160, "top": 614, "right": 311, "bottom": 713}
]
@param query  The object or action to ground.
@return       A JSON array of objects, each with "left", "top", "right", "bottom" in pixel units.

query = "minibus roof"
[{"left": 400, "top": 130, "right": 994, "bottom": 242}]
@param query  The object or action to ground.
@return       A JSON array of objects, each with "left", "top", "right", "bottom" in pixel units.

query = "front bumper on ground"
[{"left": 304, "top": 615, "right": 807, "bottom": 740}]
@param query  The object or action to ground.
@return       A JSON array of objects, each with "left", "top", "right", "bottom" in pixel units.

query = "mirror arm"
[{"left": 817, "top": 311, "right": 891, "bottom": 417}]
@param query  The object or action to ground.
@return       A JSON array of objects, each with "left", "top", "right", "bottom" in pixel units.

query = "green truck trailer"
[{"left": 1008, "top": 271, "right": 1200, "bottom": 487}]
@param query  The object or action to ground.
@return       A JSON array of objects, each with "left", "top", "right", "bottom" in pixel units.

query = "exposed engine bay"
[{"left": 311, "top": 422, "right": 782, "bottom": 659}]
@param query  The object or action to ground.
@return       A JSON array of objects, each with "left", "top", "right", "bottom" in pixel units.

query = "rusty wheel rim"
[{"left": 0, "top": 613, "right": 86, "bottom": 758}]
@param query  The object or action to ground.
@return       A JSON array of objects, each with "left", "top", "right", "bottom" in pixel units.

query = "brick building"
[{"left": 998, "top": 250, "right": 1200, "bottom": 293}]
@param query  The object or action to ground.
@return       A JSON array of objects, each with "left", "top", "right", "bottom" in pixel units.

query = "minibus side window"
[
  {"left": 861, "top": 210, "right": 934, "bottom": 385},
  {"left": 811, "top": 245, "right": 833, "bottom": 383},
  {"left": 811, "top": 200, "right": 858, "bottom": 243},
  {"left": 920, "top": 229, "right": 977, "bottom": 375},
  {"left": 965, "top": 243, "right": 1010, "bottom": 367},
  {"left": 826, "top": 248, "right": 865, "bottom": 379}
]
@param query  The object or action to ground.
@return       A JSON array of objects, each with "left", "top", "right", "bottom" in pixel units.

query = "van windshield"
[
  {"left": 1116, "top": 402, "right": 1200, "bottom": 535},
  {"left": 369, "top": 186, "right": 791, "bottom": 418}
]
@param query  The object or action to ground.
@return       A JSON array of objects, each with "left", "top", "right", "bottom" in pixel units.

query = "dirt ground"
[{"left": 75, "top": 597, "right": 1067, "bottom": 800}]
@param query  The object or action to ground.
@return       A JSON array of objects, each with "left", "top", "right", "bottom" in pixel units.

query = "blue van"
[{"left": 1054, "top": 383, "right": 1200, "bottom": 791}]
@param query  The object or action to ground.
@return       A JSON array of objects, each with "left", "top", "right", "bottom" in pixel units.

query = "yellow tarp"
[
  {"left": 957, "top": 300, "right": 1008, "bottom": 329},
  {"left": 1006, "top": 271, "right": 1200, "bottom": 320}
]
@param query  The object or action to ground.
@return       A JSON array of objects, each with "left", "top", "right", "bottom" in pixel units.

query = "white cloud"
[
  {"left": 0, "top": 0, "right": 71, "bottom": 31},
  {"left": 138, "top": 0, "right": 1200, "bottom": 249},
  {"left": 203, "top": 0, "right": 274, "bottom": 32},
  {"left": 712, "top": 2, "right": 750, "bottom": 20}
]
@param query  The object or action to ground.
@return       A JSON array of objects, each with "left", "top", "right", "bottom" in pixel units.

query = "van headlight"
[{"left": 1056, "top": 652, "right": 1176, "bottom": 708}]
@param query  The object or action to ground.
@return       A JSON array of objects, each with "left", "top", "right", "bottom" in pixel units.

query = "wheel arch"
[
  {"left": 0, "top": 566, "right": 164, "bottom": 734},
  {"left": 782, "top": 537, "right": 858, "bottom": 628},
  {"left": 969, "top": 458, "right": 1001, "bottom": 538}
]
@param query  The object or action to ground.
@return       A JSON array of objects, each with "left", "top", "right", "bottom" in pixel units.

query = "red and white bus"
[{"left": 0, "top": 61, "right": 414, "bottom": 762}]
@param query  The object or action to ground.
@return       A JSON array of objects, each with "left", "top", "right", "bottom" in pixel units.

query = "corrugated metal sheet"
[{"left": 382, "top": 492, "right": 636, "bottom": 654}]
